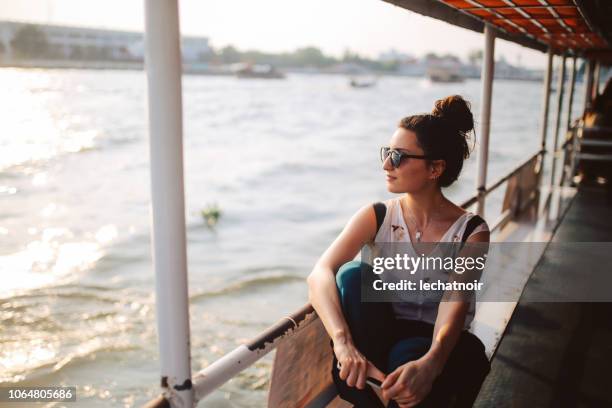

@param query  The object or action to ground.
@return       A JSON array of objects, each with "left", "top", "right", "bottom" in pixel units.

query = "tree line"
[{"left": 4, "top": 24, "right": 474, "bottom": 72}]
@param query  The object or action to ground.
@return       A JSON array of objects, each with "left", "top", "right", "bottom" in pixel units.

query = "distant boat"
[
  {"left": 427, "top": 66, "right": 465, "bottom": 83},
  {"left": 349, "top": 76, "right": 377, "bottom": 88},
  {"left": 234, "top": 63, "right": 285, "bottom": 79}
]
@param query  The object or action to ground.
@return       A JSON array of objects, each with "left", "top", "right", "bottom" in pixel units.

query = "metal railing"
[{"left": 559, "top": 123, "right": 612, "bottom": 187}]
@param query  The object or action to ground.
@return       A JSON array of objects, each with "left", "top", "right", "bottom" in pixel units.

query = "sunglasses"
[{"left": 380, "top": 146, "right": 431, "bottom": 168}]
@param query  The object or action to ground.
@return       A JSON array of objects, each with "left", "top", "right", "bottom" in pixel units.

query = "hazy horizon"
[{"left": 0, "top": 0, "right": 549, "bottom": 68}]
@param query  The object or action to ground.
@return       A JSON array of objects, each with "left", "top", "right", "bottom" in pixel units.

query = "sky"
[{"left": 0, "top": 0, "right": 548, "bottom": 68}]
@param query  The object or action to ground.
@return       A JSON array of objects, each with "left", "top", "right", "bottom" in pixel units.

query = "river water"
[{"left": 0, "top": 68, "right": 582, "bottom": 406}]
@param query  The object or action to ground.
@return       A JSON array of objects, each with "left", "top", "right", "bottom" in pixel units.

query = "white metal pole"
[
  {"left": 476, "top": 24, "right": 495, "bottom": 217},
  {"left": 539, "top": 47, "right": 553, "bottom": 152},
  {"left": 144, "top": 1, "right": 194, "bottom": 407},
  {"left": 559, "top": 56, "right": 577, "bottom": 188},
  {"left": 592, "top": 60, "right": 601, "bottom": 100},
  {"left": 549, "top": 54, "right": 566, "bottom": 187},
  {"left": 583, "top": 59, "right": 593, "bottom": 114},
  {"left": 566, "top": 56, "right": 577, "bottom": 130}
]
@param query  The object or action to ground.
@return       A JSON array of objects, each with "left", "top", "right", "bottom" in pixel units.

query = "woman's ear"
[{"left": 430, "top": 160, "right": 446, "bottom": 180}]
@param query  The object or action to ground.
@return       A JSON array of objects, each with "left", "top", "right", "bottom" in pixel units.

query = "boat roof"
[{"left": 383, "top": 0, "right": 612, "bottom": 58}]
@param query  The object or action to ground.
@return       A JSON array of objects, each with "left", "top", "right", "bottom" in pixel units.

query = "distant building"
[
  {"left": 378, "top": 49, "right": 414, "bottom": 63},
  {"left": 396, "top": 58, "right": 427, "bottom": 77},
  {"left": 0, "top": 21, "right": 211, "bottom": 62},
  {"left": 326, "top": 62, "right": 370, "bottom": 75},
  {"left": 494, "top": 56, "right": 542, "bottom": 81}
]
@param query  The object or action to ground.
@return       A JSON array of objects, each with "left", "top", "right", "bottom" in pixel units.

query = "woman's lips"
[{"left": 386, "top": 174, "right": 396, "bottom": 182}]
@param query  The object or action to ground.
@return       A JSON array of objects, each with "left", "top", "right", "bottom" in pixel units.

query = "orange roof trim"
[{"left": 439, "top": 0, "right": 608, "bottom": 51}]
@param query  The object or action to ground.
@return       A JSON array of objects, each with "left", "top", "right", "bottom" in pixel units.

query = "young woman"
[{"left": 307, "top": 95, "right": 490, "bottom": 407}]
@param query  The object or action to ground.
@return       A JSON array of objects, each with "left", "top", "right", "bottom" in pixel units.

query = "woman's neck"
[{"left": 402, "top": 189, "right": 447, "bottom": 225}]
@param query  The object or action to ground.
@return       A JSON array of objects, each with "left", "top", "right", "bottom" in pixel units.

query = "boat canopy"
[{"left": 384, "top": 0, "right": 612, "bottom": 56}]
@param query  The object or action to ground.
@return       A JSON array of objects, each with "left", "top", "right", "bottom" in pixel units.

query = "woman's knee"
[
  {"left": 455, "top": 332, "right": 490, "bottom": 378},
  {"left": 336, "top": 260, "right": 371, "bottom": 294},
  {"left": 387, "top": 337, "right": 431, "bottom": 372}
]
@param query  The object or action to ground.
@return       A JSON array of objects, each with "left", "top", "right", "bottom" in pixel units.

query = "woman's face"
[{"left": 383, "top": 127, "right": 440, "bottom": 193}]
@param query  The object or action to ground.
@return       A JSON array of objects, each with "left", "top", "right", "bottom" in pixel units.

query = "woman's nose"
[{"left": 382, "top": 156, "right": 393, "bottom": 171}]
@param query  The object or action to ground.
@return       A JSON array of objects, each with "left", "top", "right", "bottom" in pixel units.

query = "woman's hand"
[
  {"left": 381, "top": 357, "right": 439, "bottom": 407},
  {"left": 334, "top": 339, "right": 385, "bottom": 390}
]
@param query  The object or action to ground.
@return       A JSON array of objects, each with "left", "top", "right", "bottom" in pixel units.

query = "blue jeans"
[{"left": 331, "top": 261, "right": 490, "bottom": 407}]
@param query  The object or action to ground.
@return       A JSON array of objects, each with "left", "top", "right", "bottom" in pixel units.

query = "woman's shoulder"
[
  {"left": 445, "top": 201, "right": 484, "bottom": 223},
  {"left": 460, "top": 210, "right": 490, "bottom": 239},
  {"left": 372, "top": 197, "right": 398, "bottom": 207},
  {"left": 368, "top": 198, "right": 399, "bottom": 237},
  {"left": 445, "top": 202, "right": 489, "bottom": 237},
  {"left": 445, "top": 202, "right": 469, "bottom": 222},
  {"left": 463, "top": 210, "right": 488, "bottom": 224},
  {"left": 369, "top": 198, "right": 399, "bottom": 218},
  {"left": 370, "top": 198, "right": 397, "bottom": 222}
]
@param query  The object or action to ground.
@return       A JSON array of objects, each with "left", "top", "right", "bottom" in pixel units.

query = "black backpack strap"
[
  {"left": 460, "top": 214, "right": 486, "bottom": 249},
  {"left": 373, "top": 202, "right": 387, "bottom": 235}
]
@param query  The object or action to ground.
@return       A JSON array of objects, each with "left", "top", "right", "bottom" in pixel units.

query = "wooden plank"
[
  {"left": 325, "top": 396, "right": 352, "bottom": 408},
  {"left": 268, "top": 317, "right": 335, "bottom": 408}
]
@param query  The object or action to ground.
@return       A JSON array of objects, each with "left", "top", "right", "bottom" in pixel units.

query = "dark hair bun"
[
  {"left": 397, "top": 94, "right": 476, "bottom": 187},
  {"left": 432, "top": 95, "right": 474, "bottom": 134}
]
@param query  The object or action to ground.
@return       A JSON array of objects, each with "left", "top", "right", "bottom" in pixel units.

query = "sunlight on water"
[
  {"left": 94, "top": 225, "right": 118, "bottom": 244},
  {"left": 0, "top": 186, "right": 18, "bottom": 195},
  {"left": 31, "top": 172, "right": 48, "bottom": 186},
  {"left": 0, "top": 230, "right": 104, "bottom": 297},
  {"left": 0, "top": 341, "right": 58, "bottom": 382},
  {"left": 0, "top": 69, "right": 100, "bottom": 171}
]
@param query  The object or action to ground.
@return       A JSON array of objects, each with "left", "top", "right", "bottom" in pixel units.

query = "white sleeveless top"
[{"left": 367, "top": 197, "right": 489, "bottom": 329}]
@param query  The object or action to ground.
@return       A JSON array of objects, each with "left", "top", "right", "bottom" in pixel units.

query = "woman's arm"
[
  {"left": 382, "top": 230, "right": 490, "bottom": 407},
  {"left": 306, "top": 203, "right": 385, "bottom": 389},
  {"left": 426, "top": 230, "right": 489, "bottom": 376}
]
